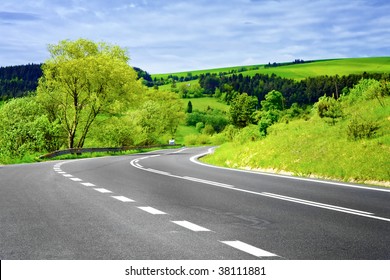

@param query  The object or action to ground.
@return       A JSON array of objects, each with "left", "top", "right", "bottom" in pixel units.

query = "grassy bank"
[{"left": 202, "top": 97, "right": 390, "bottom": 186}]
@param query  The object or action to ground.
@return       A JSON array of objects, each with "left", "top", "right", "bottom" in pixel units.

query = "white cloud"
[{"left": 0, "top": 0, "right": 389, "bottom": 73}]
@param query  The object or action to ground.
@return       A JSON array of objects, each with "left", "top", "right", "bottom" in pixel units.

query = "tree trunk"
[{"left": 68, "top": 132, "right": 75, "bottom": 149}]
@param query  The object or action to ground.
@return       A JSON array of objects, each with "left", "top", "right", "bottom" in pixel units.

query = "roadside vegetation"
[
  {"left": 203, "top": 92, "right": 390, "bottom": 185},
  {"left": 0, "top": 43, "right": 389, "bottom": 185}
]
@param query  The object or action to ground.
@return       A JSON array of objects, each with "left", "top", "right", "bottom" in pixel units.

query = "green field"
[
  {"left": 153, "top": 57, "right": 390, "bottom": 80},
  {"left": 181, "top": 96, "right": 229, "bottom": 112}
]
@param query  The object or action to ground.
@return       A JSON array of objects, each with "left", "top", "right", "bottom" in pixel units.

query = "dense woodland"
[
  {"left": 198, "top": 72, "right": 388, "bottom": 107},
  {"left": 0, "top": 64, "right": 42, "bottom": 99},
  {"left": 1, "top": 63, "right": 388, "bottom": 109},
  {"left": 0, "top": 64, "right": 150, "bottom": 100}
]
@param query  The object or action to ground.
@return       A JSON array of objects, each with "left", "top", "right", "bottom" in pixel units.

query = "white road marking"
[
  {"left": 138, "top": 206, "right": 166, "bottom": 215},
  {"left": 57, "top": 171, "right": 66, "bottom": 174},
  {"left": 111, "top": 196, "right": 135, "bottom": 202},
  {"left": 70, "top": 178, "right": 82, "bottom": 182},
  {"left": 93, "top": 188, "right": 112, "bottom": 193},
  {"left": 171, "top": 148, "right": 188, "bottom": 154},
  {"left": 131, "top": 155, "right": 390, "bottom": 223},
  {"left": 172, "top": 220, "right": 211, "bottom": 232},
  {"left": 147, "top": 168, "right": 171, "bottom": 175},
  {"left": 190, "top": 148, "right": 390, "bottom": 193},
  {"left": 81, "top": 182, "right": 96, "bottom": 187},
  {"left": 220, "top": 240, "right": 277, "bottom": 258},
  {"left": 183, "top": 176, "right": 234, "bottom": 188},
  {"left": 63, "top": 174, "right": 73, "bottom": 177},
  {"left": 261, "top": 192, "right": 373, "bottom": 215}
]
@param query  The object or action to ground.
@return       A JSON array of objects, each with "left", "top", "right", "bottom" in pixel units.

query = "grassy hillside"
[
  {"left": 153, "top": 57, "right": 390, "bottom": 80},
  {"left": 202, "top": 96, "right": 390, "bottom": 186}
]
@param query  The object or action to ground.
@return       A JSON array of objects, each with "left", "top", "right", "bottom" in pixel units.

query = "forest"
[
  {"left": 1, "top": 62, "right": 388, "bottom": 109},
  {"left": 0, "top": 64, "right": 42, "bottom": 99}
]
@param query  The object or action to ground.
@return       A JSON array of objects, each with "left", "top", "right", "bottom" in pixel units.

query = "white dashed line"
[
  {"left": 220, "top": 240, "right": 277, "bottom": 258},
  {"left": 111, "top": 196, "right": 135, "bottom": 202},
  {"left": 138, "top": 206, "right": 166, "bottom": 215},
  {"left": 63, "top": 174, "right": 73, "bottom": 177},
  {"left": 70, "top": 178, "right": 82, "bottom": 182},
  {"left": 172, "top": 220, "right": 211, "bottom": 232},
  {"left": 81, "top": 182, "right": 96, "bottom": 187},
  {"left": 93, "top": 188, "right": 112, "bottom": 193},
  {"left": 57, "top": 171, "right": 66, "bottom": 174}
]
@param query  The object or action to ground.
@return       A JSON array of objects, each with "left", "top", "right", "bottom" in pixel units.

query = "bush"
[
  {"left": 234, "top": 125, "right": 262, "bottom": 144},
  {"left": 347, "top": 116, "right": 380, "bottom": 140},
  {"left": 184, "top": 134, "right": 212, "bottom": 146},
  {"left": 315, "top": 95, "right": 343, "bottom": 125},
  {"left": 0, "top": 97, "right": 63, "bottom": 158},
  {"left": 202, "top": 124, "right": 215, "bottom": 135},
  {"left": 258, "top": 110, "right": 280, "bottom": 136},
  {"left": 196, "top": 122, "right": 205, "bottom": 132}
]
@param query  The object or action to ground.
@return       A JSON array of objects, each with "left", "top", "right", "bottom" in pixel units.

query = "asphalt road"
[{"left": 0, "top": 147, "right": 389, "bottom": 259}]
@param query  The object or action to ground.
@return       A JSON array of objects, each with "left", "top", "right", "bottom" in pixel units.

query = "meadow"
[{"left": 153, "top": 57, "right": 390, "bottom": 80}]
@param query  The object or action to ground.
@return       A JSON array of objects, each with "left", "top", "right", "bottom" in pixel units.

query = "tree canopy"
[{"left": 37, "top": 39, "right": 143, "bottom": 149}]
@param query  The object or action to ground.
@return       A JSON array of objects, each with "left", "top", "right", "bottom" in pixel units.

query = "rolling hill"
[{"left": 152, "top": 57, "right": 390, "bottom": 80}]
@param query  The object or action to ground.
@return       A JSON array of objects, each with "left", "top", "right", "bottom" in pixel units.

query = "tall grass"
[{"left": 202, "top": 97, "right": 390, "bottom": 185}]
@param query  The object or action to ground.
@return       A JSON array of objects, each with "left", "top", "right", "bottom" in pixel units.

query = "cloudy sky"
[{"left": 0, "top": 0, "right": 389, "bottom": 73}]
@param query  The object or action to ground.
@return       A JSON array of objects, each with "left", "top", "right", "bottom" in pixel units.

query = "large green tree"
[
  {"left": 37, "top": 39, "right": 142, "bottom": 149},
  {"left": 229, "top": 93, "right": 257, "bottom": 128}
]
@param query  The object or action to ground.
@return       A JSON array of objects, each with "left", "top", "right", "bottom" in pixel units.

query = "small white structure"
[{"left": 169, "top": 139, "right": 175, "bottom": 145}]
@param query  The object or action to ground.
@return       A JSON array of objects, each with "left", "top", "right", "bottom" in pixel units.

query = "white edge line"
[
  {"left": 262, "top": 192, "right": 373, "bottom": 215},
  {"left": 190, "top": 148, "right": 390, "bottom": 193},
  {"left": 147, "top": 168, "right": 170, "bottom": 175},
  {"left": 130, "top": 150, "right": 390, "bottom": 222}
]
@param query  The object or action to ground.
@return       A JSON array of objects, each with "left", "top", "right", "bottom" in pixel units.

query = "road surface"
[{"left": 0, "top": 147, "right": 389, "bottom": 259}]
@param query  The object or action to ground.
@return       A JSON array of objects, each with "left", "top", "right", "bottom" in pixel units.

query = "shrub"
[
  {"left": 347, "top": 116, "right": 380, "bottom": 140},
  {"left": 315, "top": 95, "right": 343, "bottom": 125},
  {"left": 196, "top": 122, "right": 205, "bottom": 132},
  {"left": 184, "top": 134, "right": 212, "bottom": 146},
  {"left": 203, "top": 124, "right": 215, "bottom": 135},
  {"left": 234, "top": 125, "right": 262, "bottom": 144}
]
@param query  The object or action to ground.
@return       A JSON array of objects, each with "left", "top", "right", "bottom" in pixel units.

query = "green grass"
[
  {"left": 244, "top": 57, "right": 390, "bottom": 79},
  {"left": 202, "top": 97, "right": 390, "bottom": 185},
  {"left": 181, "top": 96, "right": 229, "bottom": 112},
  {"left": 153, "top": 57, "right": 390, "bottom": 80},
  {"left": 175, "top": 125, "right": 199, "bottom": 144},
  {"left": 152, "top": 65, "right": 263, "bottom": 80}
]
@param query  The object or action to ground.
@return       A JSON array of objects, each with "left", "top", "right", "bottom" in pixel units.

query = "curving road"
[{"left": 0, "top": 147, "right": 389, "bottom": 259}]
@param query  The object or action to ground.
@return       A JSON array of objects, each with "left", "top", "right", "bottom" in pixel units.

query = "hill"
[
  {"left": 152, "top": 57, "right": 390, "bottom": 81},
  {"left": 202, "top": 93, "right": 390, "bottom": 186}
]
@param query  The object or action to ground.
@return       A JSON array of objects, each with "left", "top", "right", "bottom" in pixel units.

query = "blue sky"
[{"left": 0, "top": 0, "right": 389, "bottom": 73}]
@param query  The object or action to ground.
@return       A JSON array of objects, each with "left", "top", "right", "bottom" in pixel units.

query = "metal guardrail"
[{"left": 39, "top": 144, "right": 184, "bottom": 159}]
